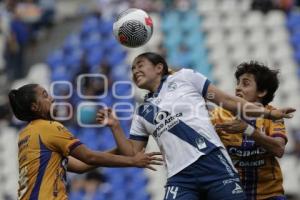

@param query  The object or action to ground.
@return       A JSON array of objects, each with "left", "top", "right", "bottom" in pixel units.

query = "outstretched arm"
[
  {"left": 69, "top": 144, "right": 162, "bottom": 171},
  {"left": 67, "top": 156, "right": 97, "bottom": 173},
  {"left": 206, "top": 84, "right": 295, "bottom": 120}
]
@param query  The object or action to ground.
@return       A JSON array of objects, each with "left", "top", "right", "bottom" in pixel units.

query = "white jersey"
[{"left": 130, "top": 69, "right": 230, "bottom": 178}]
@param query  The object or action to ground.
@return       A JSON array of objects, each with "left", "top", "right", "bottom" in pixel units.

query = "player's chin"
[{"left": 136, "top": 80, "right": 147, "bottom": 89}]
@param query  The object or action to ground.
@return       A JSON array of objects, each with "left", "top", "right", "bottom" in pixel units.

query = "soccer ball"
[{"left": 113, "top": 8, "right": 153, "bottom": 48}]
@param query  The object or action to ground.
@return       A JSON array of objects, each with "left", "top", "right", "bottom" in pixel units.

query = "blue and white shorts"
[{"left": 164, "top": 148, "right": 247, "bottom": 200}]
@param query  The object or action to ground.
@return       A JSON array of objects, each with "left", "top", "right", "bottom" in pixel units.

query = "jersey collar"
[{"left": 144, "top": 75, "right": 169, "bottom": 101}]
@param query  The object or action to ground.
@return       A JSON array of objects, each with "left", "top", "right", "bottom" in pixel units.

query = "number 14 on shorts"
[{"left": 164, "top": 186, "right": 179, "bottom": 199}]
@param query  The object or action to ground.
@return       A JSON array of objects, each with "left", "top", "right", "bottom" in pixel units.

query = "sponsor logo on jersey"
[
  {"left": 228, "top": 146, "right": 267, "bottom": 157},
  {"left": 167, "top": 82, "right": 177, "bottom": 91},
  {"left": 196, "top": 137, "right": 207, "bottom": 150},
  {"left": 234, "top": 159, "right": 266, "bottom": 167},
  {"left": 153, "top": 111, "right": 182, "bottom": 138}
]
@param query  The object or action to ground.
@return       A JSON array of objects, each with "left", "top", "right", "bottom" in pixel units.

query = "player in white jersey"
[{"left": 96, "top": 52, "right": 295, "bottom": 200}]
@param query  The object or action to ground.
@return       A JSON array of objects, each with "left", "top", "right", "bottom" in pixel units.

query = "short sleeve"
[
  {"left": 129, "top": 114, "right": 149, "bottom": 142},
  {"left": 268, "top": 119, "right": 288, "bottom": 144},
  {"left": 183, "top": 69, "right": 211, "bottom": 97},
  {"left": 41, "top": 121, "right": 82, "bottom": 157},
  {"left": 210, "top": 108, "right": 235, "bottom": 126}
]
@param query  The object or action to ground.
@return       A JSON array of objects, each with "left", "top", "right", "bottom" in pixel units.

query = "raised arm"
[
  {"left": 96, "top": 108, "right": 147, "bottom": 156},
  {"left": 206, "top": 84, "right": 295, "bottom": 120}
]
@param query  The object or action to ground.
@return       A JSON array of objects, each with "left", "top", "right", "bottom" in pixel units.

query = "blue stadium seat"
[
  {"left": 64, "top": 48, "right": 83, "bottom": 69},
  {"left": 77, "top": 128, "right": 99, "bottom": 150},
  {"left": 290, "top": 32, "right": 300, "bottom": 50},
  {"left": 110, "top": 64, "right": 131, "bottom": 81},
  {"left": 86, "top": 47, "right": 104, "bottom": 67},
  {"left": 180, "top": 12, "right": 200, "bottom": 32},
  {"left": 162, "top": 11, "right": 180, "bottom": 33},
  {"left": 107, "top": 48, "right": 127, "bottom": 66},
  {"left": 164, "top": 30, "right": 182, "bottom": 51},
  {"left": 110, "top": 192, "right": 128, "bottom": 200},
  {"left": 81, "top": 17, "right": 100, "bottom": 37},
  {"left": 99, "top": 19, "right": 113, "bottom": 36},
  {"left": 287, "top": 12, "right": 300, "bottom": 32},
  {"left": 47, "top": 50, "right": 64, "bottom": 69},
  {"left": 294, "top": 49, "right": 300, "bottom": 63},
  {"left": 69, "top": 191, "right": 84, "bottom": 200},
  {"left": 63, "top": 34, "right": 81, "bottom": 54},
  {"left": 102, "top": 37, "right": 119, "bottom": 54},
  {"left": 131, "top": 191, "right": 150, "bottom": 200},
  {"left": 51, "top": 65, "right": 72, "bottom": 81},
  {"left": 82, "top": 32, "right": 102, "bottom": 51}
]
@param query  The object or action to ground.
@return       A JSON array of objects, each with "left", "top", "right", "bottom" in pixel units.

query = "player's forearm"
[
  {"left": 86, "top": 151, "right": 135, "bottom": 167},
  {"left": 67, "top": 156, "right": 97, "bottom": 174},
  {"left": 223, "top": 95, "right": 268, "bottom": 118},
  {"left": 105, "top": 147, "right": 120, "bottom": 155},
  {"left": 252, "top": 130, "right": 285, "bottom": 158},
  {"left": 110, "top": 123, "right": 136, "bottom": 156}
]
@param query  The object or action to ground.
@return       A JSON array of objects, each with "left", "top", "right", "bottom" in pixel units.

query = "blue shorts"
[{"left": 164, "top": 148, "right": 246, "bottom": 200}]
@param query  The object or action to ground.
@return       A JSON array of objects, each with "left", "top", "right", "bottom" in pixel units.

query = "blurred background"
[{"left": 0, "top": 0, "right": 300, "bottom": 200}]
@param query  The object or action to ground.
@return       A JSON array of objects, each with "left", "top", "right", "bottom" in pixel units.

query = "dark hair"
[
  {"left": 235, "top": 61, "right": 279, "bottom": 105},
  {"left": 8, "top": 84, "right": 39, "bottom": 122},
  {"left": 136, "top": 52, "right": 169, "bottom": 76}
]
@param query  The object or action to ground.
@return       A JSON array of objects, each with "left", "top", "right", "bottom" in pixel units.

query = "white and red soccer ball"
[{"left": 113, "top": 8, "right": 153, "bottom": 48}]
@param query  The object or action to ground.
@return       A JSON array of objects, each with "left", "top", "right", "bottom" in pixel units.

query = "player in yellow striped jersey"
[
  {"left": 8, "top": 84, "right": 162, "bottom": 200},
  {"left": 211, "top": 61, "right": 291, "bottom": 200}
]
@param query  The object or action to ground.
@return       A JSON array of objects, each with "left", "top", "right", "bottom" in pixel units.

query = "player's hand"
[
  {"left": 132, "top": 148, "right": 163, "bottom": 171},
  {"left": 267, "top": 108, "right": 296, "bottom": 120},
  {"left": 96, "top": 108, "right": 119, "bottom": 128},
  {"left": 215, "top": 120, "right": 248, "bottom": 133}
]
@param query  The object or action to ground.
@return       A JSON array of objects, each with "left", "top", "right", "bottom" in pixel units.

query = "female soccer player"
[
  {"left": 8, "top": 84, "right": 162, "bottom": 200},
  {"left": 96, "top": 52, "right": 295, "bottom": 200},
  {"left": 211, "top": 62, "right": 290, "bottom": 200}
]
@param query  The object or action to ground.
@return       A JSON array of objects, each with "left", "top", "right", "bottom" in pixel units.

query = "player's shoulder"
[
  {"left": 176, "top": 68, "right": 196, "bottom": 75},
  {"left": 172, "top": 68, "right": 204, "bottom": 80},
  {"left": 31, "top": 119, "right": 65, "bottom": 130}
]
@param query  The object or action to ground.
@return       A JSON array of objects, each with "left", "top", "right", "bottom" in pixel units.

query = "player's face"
[
  {"left": 32, "top": 86, "right": 54, "bottom": 119},
  {"left": 132, "top": 57, "right": 162, "bottom": 90},
  {"left": 236, "top": 73, "right": 261, "bottom": 103}
]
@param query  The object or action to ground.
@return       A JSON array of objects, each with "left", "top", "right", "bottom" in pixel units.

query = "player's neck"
[{"left": 148, "top": 77, "right": 161, "bottom": 93}]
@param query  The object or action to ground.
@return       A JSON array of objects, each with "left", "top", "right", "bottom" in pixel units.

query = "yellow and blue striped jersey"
[
  {"left": 211, "top": 105, "right": 287, "bottom": 200},
  {"left": 18, "top": 119, "right": 81, "bottom": 200}
]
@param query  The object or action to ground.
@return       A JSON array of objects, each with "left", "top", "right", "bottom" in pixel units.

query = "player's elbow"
[
  {"left": 274, "top": 148, "right": 284, "bottom": 158},
  {"left": 273, "top": 144, "right": 285, "bottom": 158},
  {"left": 82, "top": 152, "right": 98, "bottom": 165}
]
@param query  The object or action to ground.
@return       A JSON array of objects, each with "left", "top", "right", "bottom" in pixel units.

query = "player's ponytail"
[
  {"left": 8, "top": 84, "right": 39, "bottom": 122},
  {"left": 137, "top": 52, "right": 170, "bottom": 76}
]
